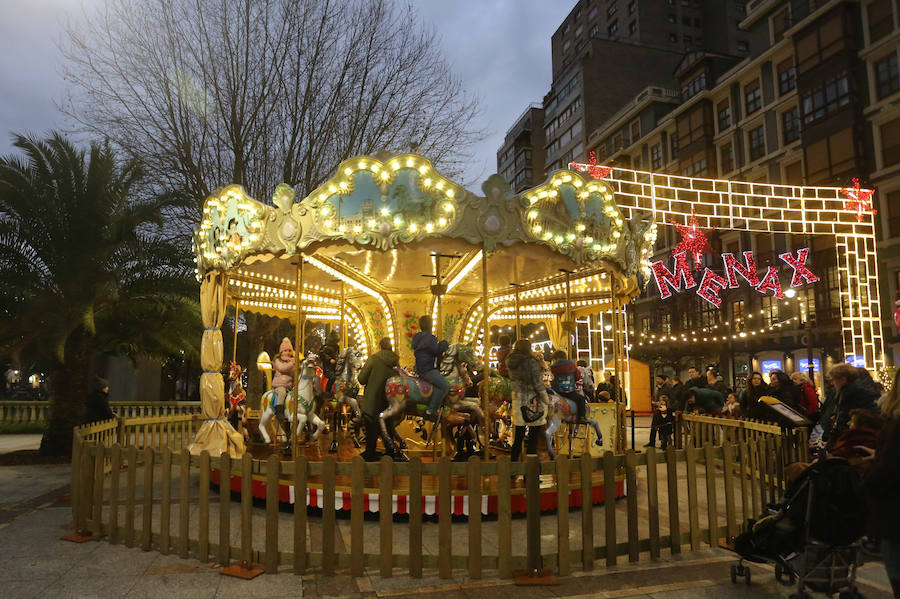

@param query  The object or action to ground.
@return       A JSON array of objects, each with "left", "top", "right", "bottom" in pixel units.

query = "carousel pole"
[
  {"left": 513, "top": 283, "right": 521, "bottom": 341},
  {"left": 609, "top": 273, "right": 625, "bottom": 454},
  {"left": 293, "top": 255, "right": 305, "bottom": 458},
  {"left": 480, "top": 247, "right": 491, "bottom": 459},
  {"left": 339, "top": 281, "right": 346, "bottom": 348},
  {"left": 232, "top": 299, "right": 240, "bottom": 364},
  {"left": 560, "top": 269, "right": 572, "bottom": 353}
]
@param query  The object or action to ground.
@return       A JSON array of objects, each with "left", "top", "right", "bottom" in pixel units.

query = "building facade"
[{"left": 499, "top": 0, "right": 900, "bottom": 387}]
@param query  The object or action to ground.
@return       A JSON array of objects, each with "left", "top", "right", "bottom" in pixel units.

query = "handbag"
[{"left": 520, "top": 396, "right": 545, "bottom": 423}]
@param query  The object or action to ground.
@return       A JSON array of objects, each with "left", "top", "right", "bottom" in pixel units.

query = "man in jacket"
[
  {"left": 83, "top": 377, "right": 114, "bottom": 424},
  {"left": 357, "top": 337, "right": 400, "bottom": 461},
  {"left": 412, "top": 316, "right": 449, "bottom": 421}
]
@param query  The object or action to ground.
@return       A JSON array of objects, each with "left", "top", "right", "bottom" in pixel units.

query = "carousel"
[{"left": 188, "top": 151, "right": 656, "bottom": 515}]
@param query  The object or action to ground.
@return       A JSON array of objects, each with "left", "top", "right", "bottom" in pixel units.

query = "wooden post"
[
  {"left": 467, "top": 457, "right": 482, "bottom": 579},
  {"left": 240, "top": 453, "right": 253, "bottom": 565},
  {"left": 525, "top": 455, "right": 541, "bottom": 571},
  {"left": 379, "top": 457, "right": 393, "bottom": 577},
  {"left": 625, "top": 450, "right": 639, "bottom": 562},
  {"left": 646, "top": 447, "right": 661, "bottom": 559},
  {"left": 293, "top": 455, "right": 308, "bottom": 574},
  {"left": 198, "top": 450, "right": 210, "bottom": 562},
  {"left": 438, "top": 456, "right": 452, "bottom": 578},
  {"left": 142, "top": 447, "right": 154, "bottom": 551},
  {"left": 497, "top": 457, "right": 512, "bottom": 578},
  {"left": 125, "top": 446, "right": 138, "bottom": 547},
  {"left": 265, "top": 455, "right": 280, "bottom": 573},
  {"left": 581, "top": 452, "right": 594, "bottom": 570},
  {"left": 160, "top": 448, "right": 172, "bottom": 554},
  {"left": 350, "top": 457, "right": 364, "bottom": 577},
  {"left": 703, "top": 444, "right": 719, "bottom": 547},
  {"left": 218, "top": 453, "right": 231, "bottom": 566},
  {"left": 556, "top": 456, "right": 571, "bottom": 576},
  {"left": 666, "top": 446, "right": 681, "bottom": 554},
  {"left": 109, "top": 444, "right": 121, "bottom": 544},
  {"left": 178, "top": 449, "right": 190, "bottom": 559},
  {"left": 409, "top": 457, "right": 424, "bottom": 578},
  {"left": 603, "top": 451, "right": 616, "bottom": 566},
  {"left": 685, "top": 446, "right": 700, "bottom": 552},
  {"left": 322, "top": 456, "right": 337, "bottom": 575}
]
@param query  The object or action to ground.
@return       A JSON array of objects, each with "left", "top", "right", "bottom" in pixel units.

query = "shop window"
[{"left": 732, "top": 300, "right": 745, "bottom": 332}]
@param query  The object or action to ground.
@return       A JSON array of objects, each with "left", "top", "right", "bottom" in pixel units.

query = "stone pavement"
[
  {"left": 0, "top": 432, "right": 41, "bottom": 454},
  {"left": 0, "top": 460, "right": 894, "bottom": 599}
]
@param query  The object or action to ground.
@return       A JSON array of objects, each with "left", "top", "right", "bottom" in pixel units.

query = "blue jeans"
[{"left": 421, "top": 369, "right": 449, "bottom": 413}]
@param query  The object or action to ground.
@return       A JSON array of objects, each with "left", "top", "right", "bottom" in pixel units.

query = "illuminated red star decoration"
[
  {"left": 840, "top": 178, "right": 876, "bottom": 222},
  {"left": 670, "top": 214, "right": 712, "bottom": 271},
  {"left": 568, "top": 151, "right": 612, "bottom": 179}
]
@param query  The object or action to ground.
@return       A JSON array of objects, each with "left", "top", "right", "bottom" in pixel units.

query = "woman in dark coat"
[
  {"left": 824, "top": 363, "right": 881, "bottom": 444},
  {"left": 864, "top": 370, "right": 900, "bottom": 596},
  {"left": 768, "top": 369, "right": 802, "bottom": 411},
  {"left": 319, "top": 330, "right": 341, "bottom": 394},
  {"left": 357, "top": 337, "right": 399, "bottom": 461},
  {"left": 743, "top": 371, "right": 771, "bottom": 419}
]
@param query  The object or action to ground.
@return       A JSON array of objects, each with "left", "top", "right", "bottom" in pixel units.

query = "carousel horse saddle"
[{"left": 393, "top": 367, "right": 434, "bottom": 400}]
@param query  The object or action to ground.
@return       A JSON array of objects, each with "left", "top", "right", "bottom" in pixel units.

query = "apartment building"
[
  {"left": 584, "top": 0, "right": 900, "bottom": 380},
  {"left": 497, "top": 105, "right": 545, "bottom": 193}
]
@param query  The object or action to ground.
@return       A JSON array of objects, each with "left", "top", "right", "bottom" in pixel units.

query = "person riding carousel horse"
[{"left": 413, "top": 316, "right": 449, "bottom": 423}]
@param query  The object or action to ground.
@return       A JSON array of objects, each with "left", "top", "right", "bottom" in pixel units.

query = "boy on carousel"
[{"left": 412, "top": 315, "right": 449, "bottom": 422}]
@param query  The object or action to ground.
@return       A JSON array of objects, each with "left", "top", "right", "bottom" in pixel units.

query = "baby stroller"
[{"left": 731, "top": 458, "right": 867, "bottom": 598}]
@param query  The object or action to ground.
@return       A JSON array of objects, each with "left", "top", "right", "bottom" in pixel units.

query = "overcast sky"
[{"left": 0, "top": 0, "right": 572, "bottom": 190}]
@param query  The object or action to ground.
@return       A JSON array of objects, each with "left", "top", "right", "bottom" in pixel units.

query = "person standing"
[
  {"left": 577, "top": 359, "right": 595, "bottom": 401},
  {"left": 705, "top": 368, "right": 729, "bottom": 397},
  {"left": 790, "top": 371, "right": 820, "bottom": 418},
  {"left": 768, "top": 370, "right": 802, "bottom": 411},
  {"left": 823, "top": 364, "right": 880, "bottom": 444},
  {"left": 357, "top": 337, "right": 400, "bottom": 461},
  {"left": 413, "top": 316, "right": 449, "bottom": 422},
  {"left": 669, "top": 376, "right": 685, "bottom": 411},
  {"left": 507, "top": 340, "right": 549, "bottom": 461},
  {"left": 647, "top": 374, "right": 673, "bottom": 448},
  {"left": 83, "top": 377, "right": 114, "bottom": 424},
  {"left": 864, "top": 370, "right": 900, "bottom": 597}
]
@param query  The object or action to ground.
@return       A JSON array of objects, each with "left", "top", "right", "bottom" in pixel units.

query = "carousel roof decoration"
[{"left": 193, "top": 152, "right": 658, "bottom": 281}]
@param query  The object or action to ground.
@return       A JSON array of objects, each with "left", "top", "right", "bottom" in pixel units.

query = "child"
[
  {"left": 723, "top": 392, "right": 742, "bottom": 418},
  {"left": 655, "top": 395, "right": 675, "bottom": 449},
  {"left": 828, "top": 408, "right": 883, "bottom": 462}
]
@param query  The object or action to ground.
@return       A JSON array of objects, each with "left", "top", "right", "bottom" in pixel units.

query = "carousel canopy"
[{"left": 193, "top": 152, "right": 656, "bottom": 354}]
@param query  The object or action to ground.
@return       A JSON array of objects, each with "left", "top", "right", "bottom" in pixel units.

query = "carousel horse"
[
  {"left": 259, "top": 353, "right": 326, "bottom": 446},
  {"left": 484, "top": 372, "right": 512, "bottom": 450},
  {"left": 543, "top": 390, "right": 604, "bottom": 460},
  {"left": 226, "top": 361, "right": 248, "bottom": 441},
  {"left": 378, "top": 342, "right": 485, "bottom": 455},
  {"left": 324, "top": 347, "right": 364, "bottom": 452}
]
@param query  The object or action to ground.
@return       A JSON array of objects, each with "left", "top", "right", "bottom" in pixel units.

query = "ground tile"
[
  {"left": 123, "top": 572, "right": 220, "bottom": 599},
  {"left": 38, "top": 574, "right": 140, "bottom": 599},
  {"left": 215, "top": 571, "right": 305, "bottom": 599},
  {"left": 0, "top": 554, "right": 81, "bottom": 581},
  {"left": 0, "top": 578, "right": 52, "bottom": 599},
  {"left": 68, "top": 542, "right": 161, "bottom": 578}
]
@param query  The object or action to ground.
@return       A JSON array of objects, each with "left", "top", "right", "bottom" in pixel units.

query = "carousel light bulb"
[
  {"left": 576, "top": 223, "right": 586, "bottom": 232},
  {"left": 443, "top": 203, "right": 453, "bottom": 212},
  {"left": 344, "top": 167, "right": 352, "bottom": 175},
  {"left": 528, "top": 210, "right": 538, "bottom": 219},
  {"left": 409, "top": 223, "right": 418, "bottom": 232},
  {"left": 425, "top": 223, "right": 434, "bottom": 232},
  {"left": 436, "top": 181, "right": 444, "bottom": 190},
  {"left": 324, "top": 219, "right": 333, "bottom": 228},
  {"left": 393, "top": 216, "right": 403, "bottom": 226},
  {"left": 446, "top": 189, "right": 454, "bottom": 198},
  {"left": 329, "top": 184, "right": 337, "bottom": 193},
  {"left": 418, "top": 165, "right": 428, "bottom": 174},
  {"left": 367, "top": 219, "right": 376, "bottom": 227},
  {"left": 391, "top": 161, "right": 400, "bottom": 170},
  {"left": 380, "top": 171, "right": 389, "bottom": 181},
  {"left": 353, "top": 225, "right": 361, "bottom": 233},
  {"left": 438, "top": 217, "right": 447, "bottom": 226},
  {"left": 320, "top": 207, "right": 329, "bottom": 216}
]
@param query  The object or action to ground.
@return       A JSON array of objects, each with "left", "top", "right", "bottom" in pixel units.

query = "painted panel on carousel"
[{"left": 195, "top": 185, "right": 265, "bottom": 272}]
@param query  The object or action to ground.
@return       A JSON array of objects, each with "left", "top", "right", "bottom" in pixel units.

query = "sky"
[{"left": 0, "top": 0, "right": 573, "bottom": 190}]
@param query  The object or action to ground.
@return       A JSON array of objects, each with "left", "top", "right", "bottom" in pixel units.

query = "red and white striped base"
[{"left": 210, "top": 470, "right": 626, "bottom": 516}]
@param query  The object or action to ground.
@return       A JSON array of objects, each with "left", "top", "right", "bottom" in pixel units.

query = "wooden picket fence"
[
  {"left": 677, "top": 413, "right": 808, "bottom": 466},
  {"left": 0, "top": 401, "right": 201, "bottom": 426},
  {"left": 70, "top": 414, "right": 808, "bottom": 578}
]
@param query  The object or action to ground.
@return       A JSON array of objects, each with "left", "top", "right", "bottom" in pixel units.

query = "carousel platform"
[{"left": 209, "top": 425, "right": 626, "bottom": 517}]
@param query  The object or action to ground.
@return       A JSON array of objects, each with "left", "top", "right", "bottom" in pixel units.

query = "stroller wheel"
[
  {"left": 730, "top": 565, "right": 737, "bottom": 584},
  {"left": 838, "top": 591, "right": 863, "bottom": 599}
]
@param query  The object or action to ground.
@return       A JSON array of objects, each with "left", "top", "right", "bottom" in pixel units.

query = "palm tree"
[{"left": 0, "top": 133, "right": 200, "bottom": 455}]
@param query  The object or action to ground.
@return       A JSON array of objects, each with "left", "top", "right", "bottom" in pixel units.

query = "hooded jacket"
[
  {"left": 825, "top": 375, "right": 881, "bottom": 442},
  {"left": 507, "top": 350, "right": 549, "bottom": 426},
  {"left": 320, "top": 335, "right": 340, "bottom": 379},
  {"left": 357, "top": 349, "right": 400, "bottom": 416},
  {"left": 83, "top": 378, "right": 114, "bottom": 424},
  {"left": 411, "top": 331, "right": 448, "bottom": 375}
]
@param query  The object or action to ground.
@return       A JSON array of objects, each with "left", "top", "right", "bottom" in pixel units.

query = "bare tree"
[{"left": 61, "top": 0, "right": 481, "bottom": 214}]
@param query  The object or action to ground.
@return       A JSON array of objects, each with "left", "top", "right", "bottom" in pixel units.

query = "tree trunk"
[{"left": 39, "top": 333, "right": 94, "bottom": 457}]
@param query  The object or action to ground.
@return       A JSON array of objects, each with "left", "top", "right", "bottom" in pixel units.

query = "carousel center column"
[{"left": 189, "top": 271, "right": 246, "bottom": 457}]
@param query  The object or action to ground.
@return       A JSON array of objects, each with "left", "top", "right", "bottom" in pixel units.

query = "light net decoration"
[{"left": 585, "top": 166, "right": 884, "bottom": 370}]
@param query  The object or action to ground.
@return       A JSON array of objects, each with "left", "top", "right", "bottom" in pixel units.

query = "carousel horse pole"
[{"left": 328, "top": 347, "right": 364, "bottom": 452}]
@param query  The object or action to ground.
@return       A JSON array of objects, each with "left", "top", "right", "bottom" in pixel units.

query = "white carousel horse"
[
  {"left": 378, "top": 343, "right": 485, "bottom": 455},
  {"left": 543, "top": 390, "right": 604, "bottom": 460},
  {"left": 259, "top": 353, "right": 326, "bottom": 445}
]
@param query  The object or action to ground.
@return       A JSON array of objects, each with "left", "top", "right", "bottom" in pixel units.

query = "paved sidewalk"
[
  {"left": 0, "top": 433, "right": 42, "bottom": 454},
  {"left": 0, "top": 466, "right": 893, "bottom": 599}
]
